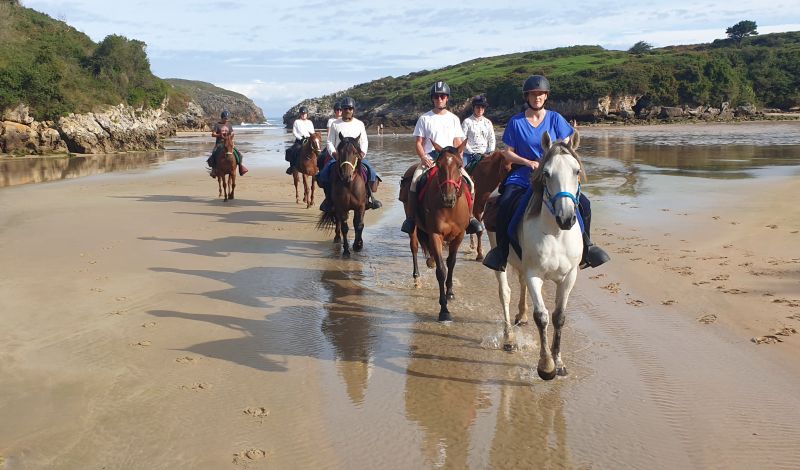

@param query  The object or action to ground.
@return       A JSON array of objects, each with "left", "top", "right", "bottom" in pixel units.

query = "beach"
[{"left": 1, "top": 124, "right": 800, "bottom": 469}]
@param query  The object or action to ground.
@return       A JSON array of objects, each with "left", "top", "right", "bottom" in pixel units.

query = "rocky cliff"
[{"left": 166, "top": 79, "right": 266, "bottom": 125}]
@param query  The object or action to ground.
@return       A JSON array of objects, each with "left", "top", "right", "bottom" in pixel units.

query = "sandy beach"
[{"left": 2, "top": 126, "right": 800, "bottom": 469}]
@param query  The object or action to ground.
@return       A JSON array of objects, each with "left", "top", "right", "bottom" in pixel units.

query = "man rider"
[
  {"left": 208, "top": 110, "right": 247, "bottom": 177},
  {"left": 401, "top": 81, "right": 483, "bottom": 235},
  {"left": 461, "top": 95, "right": 496, "bottom": 168},
  {"left": 318, "top": 96, "right": 382, "bottom": 211},
  {"left": 482, "top": 74, "right": 610, "bottom": 272},
  {"left": 286, "top": 106, "right": 315, "bottom": 175}
]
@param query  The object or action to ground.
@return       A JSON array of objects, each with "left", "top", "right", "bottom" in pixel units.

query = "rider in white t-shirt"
[
  {"left": 286, "top": 106, "right": 315, "bottom": 174},
  {"left": 461, "top": 95, "right": 496, "bottom": 168},
  {"left": 400, "top": 81, "right": 483, "bottom": 235}
]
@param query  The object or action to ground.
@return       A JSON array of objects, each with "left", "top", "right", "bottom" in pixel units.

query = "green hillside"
[
  {"left": 324, "top": 32, "right": 800, "bottom": 119},
  {"left": 0, "top": 1, "right": 187, "bottom": 120}
]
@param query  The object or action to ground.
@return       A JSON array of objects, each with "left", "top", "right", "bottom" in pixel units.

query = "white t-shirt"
[
  {"left": 328, "top": 118, "right": 368, "bottom": 156},
  {"left": 326, "top": 117, "right": 337, "bottom": 130},
  {"left": 412, "top": 110, "right": 465, "bottom": 155},
  {"left": 292, "top": 118, "right": 315, "bottom": 140},
  {"left": 462, "top": 114, "right": 496, "bottom": 154}
]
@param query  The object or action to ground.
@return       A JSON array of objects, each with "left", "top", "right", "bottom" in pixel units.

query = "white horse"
[{"left": 489, "top": 130, "right": 584, "bottom": 380}]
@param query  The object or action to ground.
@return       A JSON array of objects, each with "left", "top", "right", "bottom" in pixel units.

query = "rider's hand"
[
  {"left": 421, "top": 156, "right": 435, "bottom": 168},
  {"left": 529, "top": 160, "right": 539, "bottom": 170}
]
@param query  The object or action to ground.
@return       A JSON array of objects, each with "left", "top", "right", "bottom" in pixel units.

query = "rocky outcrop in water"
[
  {"left": 57, "top": 104, "right": 174, "bottom": 154},
  {"left": 165, "top": 79, "right": 266, "bottom": 125},
  {"left": 1, "top": 104, "right": 67, "bottom": 154}
]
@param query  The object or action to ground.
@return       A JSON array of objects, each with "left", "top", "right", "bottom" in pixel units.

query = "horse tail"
[{"left": 316, "top": 210, "right": 336, "bottom": 232}]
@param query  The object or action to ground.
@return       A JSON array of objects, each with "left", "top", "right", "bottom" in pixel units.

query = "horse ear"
[
  {"left": 570, "top": 130, "right": 580, "bottom": 150},
  {"left": 541, "top": 131, "right": 552, "bottom": 150},
  {"left": 339, "top": 132, "right": 345, "bottom": 142},
  {"left": 456, "top": 139, "right": 467, "bottom": 155},
  {"left": 431, "top": 139, "right": 443, "bottom": 153}
]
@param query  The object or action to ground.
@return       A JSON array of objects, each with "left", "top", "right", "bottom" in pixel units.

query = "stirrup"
[
  {"left": 401, "top": 218, "right": 415, "bottom": 234},
  {"left": 368, "top": 197, "right": 382, "bottom": 210},
  {"left": 482, "top": 247, "right": 506, "bottom": 272},
  {"left": 285, "top": 167, "right": 293, "bottom": 175},
  {"left": 466, "top": 217, "right": 484, "bottom": 235},
  {"left": 580, "top": 246, "right": 611, "bottom": 269}
]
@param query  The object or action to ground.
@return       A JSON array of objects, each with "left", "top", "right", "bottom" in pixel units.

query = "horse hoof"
[
  {"left": 342, "top": 251, "right": 351, "bottom": 258},
  {"left": 333, "top": 236, "right": 342, "bottom": 243},
  {"left": 413, "top": 278, "right": 422, "bottom": 289},
  {"left": 438, "top": 311, "right": 452, "bottom": 322},
  {"left": 475, "top": 254, "right": 484, "bottom": 262},
  {"left": 353, "top": 241, "right": 363, "bottom": 251},
  {"left": 446, "top": 292, "right": 455, "bottom": 300},
  {"left": 425, "top": 258, "right": 435, "bottom": 269},
  {"left": 538, "top": 367, "right": 557, "bottom": 381},
  {"left": 556, "top": 366, "right": 568, "bottom": 377},
  {"left": 503, "top": 343, "right": 516, "bottom": 352}
]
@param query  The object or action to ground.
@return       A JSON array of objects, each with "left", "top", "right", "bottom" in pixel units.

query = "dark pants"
[
  {"left": 207, "top": 144, "right": 243, "bottom": 167},
  {"left": 285, "top": 139, "right": 303, "bottom": 165}
]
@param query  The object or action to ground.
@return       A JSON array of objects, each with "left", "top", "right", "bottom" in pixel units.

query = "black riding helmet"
[
  {"left": 340, "top": 96, "right": 356, "bottom": 109},
  {"left": 333, "top": 101, "right": 342, "bottom": 111},
  {"left": 523, "top": 75, "right": 551, "bottom": 93},
  {"left": 471, "top": 95, "right": 489, "bottom": 107},
  {"left": 430, "top": 81, "right": 451, "bottom": 98},
  {"left": 299, "top": 106, "right": 308, "bottom": 114},
  {"left": 221, "top": 110, "right": 230, "bottom": 119}
]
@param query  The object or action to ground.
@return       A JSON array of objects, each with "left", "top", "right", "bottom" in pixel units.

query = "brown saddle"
[{"left": 398, "top": 164, "right": 415, "bottom": 204}]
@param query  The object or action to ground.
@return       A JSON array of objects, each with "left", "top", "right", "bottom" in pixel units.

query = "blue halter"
[{"left": 543, "top": 183, "right": 581, "bottom": 216}]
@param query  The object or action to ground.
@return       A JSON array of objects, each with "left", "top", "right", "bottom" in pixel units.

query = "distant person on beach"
[
  {"left": 400, "top": 80, "right": 483, "bottom": 235},
  {"left": 481, "top": 74, "right": 609, "bottom": 272},
  {"left": 378, "top": 123, "right": 384, "bottom": 135},
  {"left": 208, "top": 110, "right": 247, "bottom": 177},
  {"left": 317, "top": 96, "right": 382, "bottom": 211},
  {"left": 286, "top": 106, "right": 314, "bottom": 175},
  {"left": 461, "top": 95, "right": 496, "bottom": 168}
]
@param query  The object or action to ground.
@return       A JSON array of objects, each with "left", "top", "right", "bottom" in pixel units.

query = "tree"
[
  {"left": 628, "top": 41, "right": 653, "bottom": 55},
  {"left": 726, "top": 20, "right": 758, "bottom": 43}
]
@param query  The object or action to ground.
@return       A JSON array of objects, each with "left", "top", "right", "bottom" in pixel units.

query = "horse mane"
[{"left": 527, "top": 140, "right": 585, "bottom": 218}]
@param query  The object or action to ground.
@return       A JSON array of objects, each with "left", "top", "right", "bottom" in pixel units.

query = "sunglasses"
[
  {"left": 342, "top": 106, "right": 354, "bottom": 110},
  {"left": 433, "top": 94, "right": 448, "bottom": 99}
]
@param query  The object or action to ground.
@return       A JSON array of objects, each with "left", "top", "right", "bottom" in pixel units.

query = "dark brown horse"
[
  {"left": 214, "top": 131, "right": 236, "bottom": 201},
  {"left": 468, "top": 151, "right": 511, "bottom": 260},
  {"left": 402, "top": 140, "right": 470, "bottom": 322},
  {"left": 291, "top": 131, "right": 322, "bottom": 208},
  {"left": 316, "top": 134, "right": 367, "bottom": 257}
]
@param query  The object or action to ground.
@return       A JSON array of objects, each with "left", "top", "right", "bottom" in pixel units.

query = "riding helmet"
[
  {"left": 430, "top": 81, "right": 451, "bottom": 97},
  {"left": 220, "top": 110, "right": 230, "bottom": 119},
  {"left": 340, "top": 96, "right": 356, "bottom": 109},
  {"left": 299, "top": 106, "right": 308, "bottom": 114},
  {"left": 522, "top": 75, "right": 551, "bottom": 93},
  {"left": 333, "top": 101, "right": 342, "bottom": 111},
  {"left": 471, "top": 95, "right": 489, "bottom": 107}
]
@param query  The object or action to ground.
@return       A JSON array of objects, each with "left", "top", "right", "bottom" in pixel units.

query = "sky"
[{"left": 23, "top": 0, "right": 800, "bottom": 120}]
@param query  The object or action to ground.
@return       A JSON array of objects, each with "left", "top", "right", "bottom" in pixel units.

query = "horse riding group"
[{"left": 211, "top": 75, "right": 611, "bottom": 380}]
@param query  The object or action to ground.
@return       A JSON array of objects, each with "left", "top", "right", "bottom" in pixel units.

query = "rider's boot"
[
  {"left": 580, "top": 231, "right": 610, "bottom": 269},
  {"left": 401, "top": 191, "right": 418, "bottom": 234},
  {"left": 285, "top": 166, "right": 293, "bottom": 175},
  {"left": 466, "top": 216, "right": 484, "bottom": 234},
  {"left": 207, "top": 155, "right": 216, "bottom": 178},
  {"left": 319, "top": 184, "right": 332, "bottom": 212},
  {"left": 239, "top": 163, "right": 248, "bottom": 176},
  {"left": 367, "top": 181, "right": 382, "bottom": 210},
  {"left": 482, "top": 238, "right": 508, "bottom": 272}
]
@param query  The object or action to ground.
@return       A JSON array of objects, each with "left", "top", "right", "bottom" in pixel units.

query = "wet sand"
[{"left": 2, "top": 131, "right": 800, "bottom": 469}]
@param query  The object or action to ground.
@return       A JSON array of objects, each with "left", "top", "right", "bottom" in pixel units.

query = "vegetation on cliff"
[
  {"left": 290, "top": 31, "right": 800, "bottom": 124},
  {"left": 165, "top": 79, "right": 266, "bottom": 124},
  {"left": 0, "top": 2, "right": 187, "bottom": 120}
]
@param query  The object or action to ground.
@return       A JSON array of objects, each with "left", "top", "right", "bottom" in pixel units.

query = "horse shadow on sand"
[{"left": 141, "top": 235, "right": 322, "bottom": 259}]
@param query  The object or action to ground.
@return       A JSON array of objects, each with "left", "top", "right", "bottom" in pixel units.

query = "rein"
[{"left": 540, "top": 143, "right": 582, "bottom": 217}]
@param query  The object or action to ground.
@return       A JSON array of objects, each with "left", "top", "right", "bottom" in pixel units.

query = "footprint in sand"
[
  {"left": 243, "top": 407, "right": 270, "bottom": 418},
  {"left": 115, "top": 296, "right": 128, "bottom": 302},
  {"left": 626, "top": 298, "right": 645, "bottom": 307},
  {"left": 693, "top": 281, "right": 711, "bottom": 286},
  {"left": 723, "top": 244, "right": 733, "bottom": 249},
  {"left": 752, "top": 335, "right": 782, "bottom": 345},
  {"left": 233, "top": 449, "right": 267, "bottom": 466},
  {"left": 791, "top": 230, "right": 799, "bottom": 234},
  {"left": 766, "top": 224, "right": 778, "bottom": 229},
  {"left": 698, "top": 313, "right": 717, "bottom": 324},
  {"left": 615, "top": 247, "right": 633, "bottom": 254},
  {"left": 661, "top": 299, "right": 677, "bottom": 306},
  {"left": 602, "top": 282, "right": 621, "bottom": 294},
  {"left": 142, "top": 321, "right": 157, "bottom": 328},
  {"left": 721, "top": 288, "right": 747, "bottom": 295},
  {"left": 89, "top": 287, "right": 104, "bottom": 293},
  {"left": 589, "top": 274, "right": 606, "bottom": 280},
  {"left": 775, "top": 326, "right": 798, "bottom": 336},
  {"left": 730, "top": 221, "right": 740, "bottom": 225},
  {"left": 712, "top": 215, "right": 721, "bottom": 220},
  {"left": 175, "top": 356, "right": 199, "bottom": 364},
  {"left": 711, "top": 274, "right": 730, "bottom": 281},
  {"left": 179, "top": 382, "right": 212, "bottom": 391},
  {"left": 772, "top": 298, "right": 800, "bottom": 308},
  {"left": 131, "top": 340, "right": 151, "bottom": 347},
  {"left": 660, "top": 208, "right": 671, "bottom": 212}
]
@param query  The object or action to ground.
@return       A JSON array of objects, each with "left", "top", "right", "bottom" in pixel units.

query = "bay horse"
[
  {"left": 292, "top": 131, "right": 322, "bottom": 208},
  {"left": 468, "top": 150, "right": 511, "bottom": 261},
  {"left": 488, "top": 130, "right": 584, "bottom": 380},
  {"left": 316, "top": 134, "right": 367, "bottom": 257},
  {"left": 402, "top": 140, "right": 470, "bottom": 322},
  {"left": 214, "top": 131, "right": 236, "bottom": 201}
]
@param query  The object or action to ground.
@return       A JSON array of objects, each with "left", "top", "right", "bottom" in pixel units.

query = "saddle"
[{"left": 465, "top": 153, "right": 484, "bottom": 174}]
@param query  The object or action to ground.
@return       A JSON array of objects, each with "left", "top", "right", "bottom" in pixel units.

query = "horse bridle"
[
  {"left": 338, "top": 141, "right": 361, "bottom": 175},
  {"left": 437, "top": 149, "right": 464, "bottom": 193},
  {"left": 542, "top": 144, "right": 581, "bottom": 216}
]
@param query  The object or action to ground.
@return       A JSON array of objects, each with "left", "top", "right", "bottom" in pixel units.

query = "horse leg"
[
  {"left": 340, "top": 211, "right": 351, "bottom": 258},
  {"left": 514, "top": 268, "right": 530, "bottom": 326},
  {"left": 229, "top": 172, "right": 235, "bottom": 200},
  {"left": 310, "top": 176, "right": 316, "bottom": 208},
  {"left": 525, "top": 273, "right": 556, "bottom": 380},
  {"left": 217, "top": 175, "right": 223, "bottom": 198},
  {"left": 445, "top": 234, "right": 463, "bottom": 301},
  {"left": 490, "top": 232, "right": 516, "bottom": 350},
  {"left": 302, "top": 173, "right": 310, "bottom": 207},
  {"left": 293, "top": 171, "right": 301, "bottom": 204},
  {"left": 353, "top": 208, "right": 364, "bottom": 252},
  {"left": 475, "top": 229, "right": 485, "bottom": 261},
  {"left": 551, "top": 268, "right": 578, "bottom": 377},
  {"left": 429, "top": 234, "right": 451, "bottom": 322},
  {"left": 410, "top": 229, "right": 421, "bottom": 286}
]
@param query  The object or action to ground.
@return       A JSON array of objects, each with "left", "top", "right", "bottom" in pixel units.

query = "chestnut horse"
[
  {"left": 468, "top": 151, "right": 511, "bottom": 261},
  {"left": 316, "top": 134, "right": 367, "bottom": 258},
  {"left": 214, "top": 131, "right": 236, "bottom": 201},
  {"left": 402, "top": 140, "right": 470, "bottom": 322},
  {"left": 292, "top": 131, "right": 322, "bottom": 208}
]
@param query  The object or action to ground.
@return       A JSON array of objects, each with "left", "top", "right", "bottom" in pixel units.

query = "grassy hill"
[
  {"left": 0, "top": 1, "right": 187, "bottom": 120},
  {"left": 292, "top": 31, "right": 800, "bottom": 125},
  {"left": 165, "top": 79, "right": 266, "bottom": 123}
]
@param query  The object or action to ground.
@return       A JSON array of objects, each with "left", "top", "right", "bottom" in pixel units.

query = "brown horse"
[
  {"left": 468, "top": 151, "right": 511, "bottom": 260},
  {"left": 402, "top": 140, "right": 470, "bottom": 322},
  {"left": 291, "top": 131, "right": 322, "bottom": 208},
  {"left": 316, "top": 134, "right": 367, "bottom": 257},
  {"left": 214, "top": 131, "right": 236, "bottom": 201}
]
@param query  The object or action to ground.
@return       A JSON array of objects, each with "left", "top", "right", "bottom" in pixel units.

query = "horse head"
[
  {"left": 222, "top": 131, "right": 235, "bottom": 157},
  {"left": 336, "top": 133, "right": 362, "bottom": 184},
  {"left": 532, "top": 130, "right": 583, "bottom": 230},
  {"left": 303, "top": 132, "right": 322, "bottom": 160},
  {"left": 431, "top": 140, "right": 467, "bottom": 208}
]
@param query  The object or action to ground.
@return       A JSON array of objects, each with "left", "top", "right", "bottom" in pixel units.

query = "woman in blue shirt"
[{"left": 482, "top": 75, "right": 610, "bottom": 271}]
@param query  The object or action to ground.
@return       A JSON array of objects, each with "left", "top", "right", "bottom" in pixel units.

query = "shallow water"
[{"left": 4, "top": 121, "right": 800, "bottom": 469}]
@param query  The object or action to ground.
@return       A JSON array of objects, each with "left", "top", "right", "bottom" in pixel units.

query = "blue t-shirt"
[{"left": 502, "top": 110, "right": 573, "bottom": 188}]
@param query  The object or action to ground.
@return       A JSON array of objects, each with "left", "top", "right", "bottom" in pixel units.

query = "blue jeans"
[{"left": 318, "top": 158, "right": 379, "bottom": 186}]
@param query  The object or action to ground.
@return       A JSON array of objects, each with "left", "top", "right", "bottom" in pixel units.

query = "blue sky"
[{"left": 23, "top": 0, "right": 800, "bottom": 120}]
